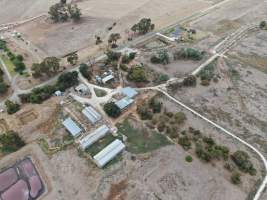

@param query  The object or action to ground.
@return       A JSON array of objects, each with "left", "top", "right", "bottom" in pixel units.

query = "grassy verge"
[
  {"left": 0, "top": 55, "right": 16, "bottom": 77},
  {"left": 85, "top": 133, "right": 119, "bottom": 156},
  {"left": 94, "top": 88, "right": 107, "bottom": 97},
  {"left": 116, "top": 120, "right": 171, "bottom": 154}
]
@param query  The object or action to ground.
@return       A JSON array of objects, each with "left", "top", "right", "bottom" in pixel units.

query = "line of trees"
[
  {"left": 19, "top": 71, "right": 78, "bottom": 104},
  {"left": 31, "top": 57, "right": 60, "bottom": 78},
  {"left": 0, "top": 39, "right": 26, "bottom": 73}
]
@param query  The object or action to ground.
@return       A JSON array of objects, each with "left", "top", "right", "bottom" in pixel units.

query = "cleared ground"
[{"left": 14, "top": 0, "right": 213, "bottom": 57}]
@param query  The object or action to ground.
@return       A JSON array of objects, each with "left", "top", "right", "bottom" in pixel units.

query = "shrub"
[
  {"left": 0, "top": 82, "right": 8, "bottom": 94},
  {"left": 129, "top": 52, "right": 136, "bottom": 60},
  {"left": 174, "top": 48, "right": 204, "bottom": 61},
  {"left": 185, "top": 155, "right": 193, "bottom": 162},
  {"left": 231, "top": 172, "right": 241, "bottom": 185},
  {"left": 183, "top": 75, "right": 197, "bottom": 87},
  {"left": 259, "top": 21, "right": 267, "bottom": 30},
  {"left": 120, "top": 64, "right": 128, "bottom": 71},
  {"left": 0, "top": 131, "right": 25, "bottom": 153},
  {"left": 174, "top": 112, "right": 187, "bottom": 124},
  {"left": 5, "top": 100, "right": 20, "bottom": 114},
  {"left": 137, "top": 104, "right": 153, "bottom": 120},
  {"left": 150, "top": 56, "right": 161, "bottom": 64},
  {"left": 203, "top": 137, "right": 215, "bottom": 146},
  {"left": 178, "top": 136, "right": 191, "bottom": 150},
  {"left": 104, "top": 102, "right": 121, "bottom": 118},
  {"left": 201, "top": 79, "right": 210, "bottom": 86},
  {"left": 231, "top": 151, "right": 256, "bottom": 175},
  {"left": 149, "top": 98, "right": 162, "bottom": 113},
  {"left": 157, "top": 122, "right": 166, "bottom": 132}
]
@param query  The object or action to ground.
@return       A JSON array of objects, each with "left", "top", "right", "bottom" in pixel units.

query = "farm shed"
[
  {"left": 93, "top": 139, "right": 125, "bottom": 168},
  {"left": 115, "top": 97, "right": 134, "bottom": 110},
  {"left": 121, "top": 87, "right": 138, "bottom": 98},
  {"left": 62, "top": 117, "right": 82, "bottom": 137},
  {"left": 79, "top": 125, "right": 109, "bottom": 150},
  {"left": 82, "top": 106, "right": 102, "bottom": 124}
]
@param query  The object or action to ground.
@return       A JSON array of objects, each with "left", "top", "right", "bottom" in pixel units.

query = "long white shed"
[
  {"left": 79, "top": 125, "right": 109, "bottom": 150},
  {"left": 93, "top": 139, "right": 125, "bottom": 168}
]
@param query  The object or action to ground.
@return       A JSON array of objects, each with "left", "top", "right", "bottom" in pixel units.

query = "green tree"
[
  {"left": 67, "top": 53, "right": 78, "bottom": 65},
  {"left": 127, "top": 66, "right": 147, "bottom": 82},
  {"left": 231, "top": 151, "right": 256, "bottom": 175},
  {"left": 5, "top": 100, "right": 20, "bottom": 114},
  {"left": 260, "top": 21, "right": 266, "bottom": 29},
  {"left": 79, "top": 63, "right": 91, "bottom": 80},
  {"left": 13, "top": 58, "right": 26, "bottom": 73},
  {"left": 0, "top": 131, "right": 25, "bottom": 153},
  {"left": 104, "top": 102, "right": 121, "bottom": 118},
  {"left": 68, "top": 4, "right": 82, "bottom": 22},
  {"left": 132, "top": 18, "right": 155, "bottom": 34},
  {"left": 0, "top": 82, "right": 8, "bottom": 94},
  {"left": 49, "top": 3, "right": 69, "bottom": 22},
  {"left": 57, "top": 71, "right": 78, "bottom": 91},
  {"left": 108, "top": 33, "right": 121, "bottom": 47}
]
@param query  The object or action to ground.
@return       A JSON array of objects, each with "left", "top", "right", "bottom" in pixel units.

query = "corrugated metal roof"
[
  {"left": 93, "top": 139, "right": 125, "bottom": 168},
  {"left": 121, "top": 87, "right": 138, "bottom": 98},
  {"left": 82, "top": 106, "right": 102, "bottom": 124},
  {"left": 62, "top": 117, "right": 82, "bottom": 137},
  {"left": 115, "top": 97, "right": 134, "bottom": 110},
  {"left": 79, "top": 125, "right": 109, "bottom": 150},
  {"left": 102, "top": 74, "right": 114, "bottom": 84}
]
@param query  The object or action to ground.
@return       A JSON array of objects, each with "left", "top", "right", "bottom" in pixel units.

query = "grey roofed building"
[
  {"left": 75, "top": 83, "right": 90, "bottom": 95},
  {"left": 121, "top": 87, "right": 138, "bottom": 98},
  {"left": 170, "top": 26, "right": 182, "bottom": 39},
  {"left": 82, "top": 106, "right": 102, "bottom": 124},
  {"left": 93, "top": 139, "right": 125, "bottom": 168},
  {"left": 62, "top": 117, "right": 82, "bottom": 137},
  {"left": 79, "top": 125, "right": 109, "bottom": 150},
  {"left": 115, "top": 97, "right": 134, "bottom": 110}
]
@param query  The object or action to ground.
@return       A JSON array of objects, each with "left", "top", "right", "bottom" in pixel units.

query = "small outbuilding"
[
  {"left": 75, "top": 84, "right": 90, "bottom": 95},
  {"left": 93, "top": 139, "right": 125, "bottom": 168},
  {"left": 62, "top": 117, "right": 82, "bottom": 137},
  {"left": 79, "top": 125, "right": 109, "bottom": 150}
]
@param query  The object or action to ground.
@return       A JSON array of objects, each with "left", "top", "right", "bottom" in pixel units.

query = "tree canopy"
[
  {"left": 131, "top": 18, "right": 155, "bottom": 34},
  {"left": 0, "top": 131, "right": 25, "bottom": 153},
  {"left": 104, "top": 102, "right": 121, "bottom": 118},
  {"left": 127, "top": 66, "right": 147, "bottom": 82},
  {"left": 48, "top": 2, "right": 82, "bottom": 23}
]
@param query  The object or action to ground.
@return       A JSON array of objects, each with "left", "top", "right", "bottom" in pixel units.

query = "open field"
[
  {"left": 0, "top": 0, "right": 58, "bottom": 24},
  {"left": 14, "top": 0, "right": 214, "bottom": 57}
]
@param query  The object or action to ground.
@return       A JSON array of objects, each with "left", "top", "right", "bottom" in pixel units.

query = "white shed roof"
[
  {"left": 82, "top": 106, "right": 102, "bottom": 124},
  {"left": 121, "top": 87, "right": 138, "bottom": 98},
  {"left": 115, "top": 97, "right": 134, "bottom": 110},
  {"left": 93, "top": 139, "right": 125, "bottom": 168},
  {"left": 102, "top": 74, "right": 114, "bottom": 84},
  {"left": 62, "top": 117, "right": 82, "bottom": 137},
  {"left": 79, "top": 125, "right": 109, "bottom": 150}
]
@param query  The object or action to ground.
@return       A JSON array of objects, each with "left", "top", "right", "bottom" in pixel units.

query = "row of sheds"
[{"left": 62, "top": 106, "right": 125, "bottom": 168}]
